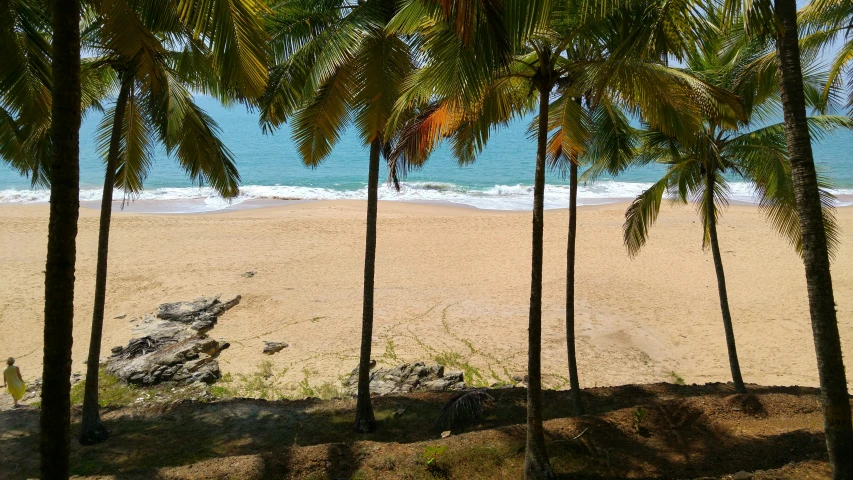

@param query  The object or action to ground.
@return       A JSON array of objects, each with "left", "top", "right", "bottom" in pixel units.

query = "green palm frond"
[
  {"left": 266, "top": 0, "right": 355, "bottom": 63},
  {"left": 353, "top": 29, "right": 414, "bottom": 144},
  {"left": 0, "top": 0, "right": 52, "bottom": 120},
  {"left": 578, "top": 96, "right": 639, "bottom": 182},
  {"left": 170, "top": 37, "right": 233, "bottom": 104},
  {"left": 721, "top": 0, "right": 776, "bottom": 38},
  {"left": 170, "top": 98, "right": 240, "bottom": 197},
  {"left": 175, "top": 0, "right": 270, "bottom": 99},
  {"left": 0, "top": 0, "right": 53, "bottom": 186},
  {"left": 547, "top": 94, "right": 589, "bottom": 166},
  {"left": 731, "top": 116, "right": 851, "bottom": 257},
  {"left": 575, "top": 59, "right": 745, "bottom": 141},
  {"left": 623, "top": 174, "right": 669, "bottom": 257},
  {"left": 97, "top": 82, "right": 155, "bottom": 195},
  {"left": 98, "top": 0, "right": 171, "bottom": 90},
  {"left": 144, "top": 66, "right": 240, "bottom": 197},
  {"left": 81, "top": 59, "right": 119, "bottom": 116},
  {"left": 0, "top": 106, "right": 30, "bottom": 176},
  {"left": 291, "top": 59, "right": 357, "bottom": 167}
]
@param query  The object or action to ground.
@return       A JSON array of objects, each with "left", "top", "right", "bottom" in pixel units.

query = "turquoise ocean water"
[{"left": 2, "top": 95, "right": 852, "bottom": 212}]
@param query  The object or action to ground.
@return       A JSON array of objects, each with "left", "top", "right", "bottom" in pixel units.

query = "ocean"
[{"left": 2, "top": 95, "right": 852, "bottom": 212}]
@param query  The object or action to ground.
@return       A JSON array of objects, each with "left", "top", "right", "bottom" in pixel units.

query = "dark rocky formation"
[
  {"left": 343, "top": 361, "right": 466, "bottom": 396},
  {"left": 262, "top": 341, "right": 288, "bottom": 355},
  {"left": 104, "top": 295, "right": 239, "bottom": 386}
]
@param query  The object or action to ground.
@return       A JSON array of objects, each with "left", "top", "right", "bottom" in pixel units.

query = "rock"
[
  {"left": 190, "top": 319, "right": 216, "bottom": 333},
  {"left": 441, "top": 430, "right": 452, "bottom": 438},
  {"left": 114, "top": 313, "right": 127, "bottom": 319},
  {"left": 451, "top": 382, "right": 467, "bottom": 391},
  {"left": 241, "top": 271, "right": 256, "bottom": 278},
  {"left": 104, "top": 295, "right": 240, "bottom": 387},
  {"left": 343, "top": 361, "right": 460, "bottom": 396},
  {"left": 263, "top": 341, "right": 289, "bottom": 355},
  {"left": 424, "top": 379, "right": 453, "bottom": 391}
]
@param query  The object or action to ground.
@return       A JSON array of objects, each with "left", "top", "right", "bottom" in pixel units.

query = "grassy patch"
[
  {"left": 69, "top": 369, "right": 138, "bottom": 407},
  {"left": 669, "top": 371, "right": 686, "bottom": 385},
  {"left": 382, "top": 336, "right": 399, "bottom": 362},
  {"left": 433, "top": 351, "right": 487, "bottom": 387}
]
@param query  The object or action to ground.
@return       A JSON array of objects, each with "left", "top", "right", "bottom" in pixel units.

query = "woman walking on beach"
[{"left": 3, "top": 358, "right": 26, "bottom": 407}]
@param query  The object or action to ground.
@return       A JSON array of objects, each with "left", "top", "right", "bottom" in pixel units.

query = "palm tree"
[
  {"left": 546, "top": 92, "right": 639, "bottom": 415},
  {"left": 77, "top": 0, "right": 268, "bottom": 444},
  {"left": 622, "top": 22, "right": 851, "bottom": 394},
  {"left": 775, "top": 2, "right": 853, "bottom": 474},
  {"left": 622, "top": 72, "right": 850, "bottom": 397},
  {"left": 390, "top": 3, "right": 743, "bottom": 476},
  {"left": 726, "top": 0, "right": 853, "bottom": 474},
  {"left": 42, "top": 0, "right": 81, "bottom": 475},
  {"left": 260, "top": 0, "right": 414, "bottom": 433}
]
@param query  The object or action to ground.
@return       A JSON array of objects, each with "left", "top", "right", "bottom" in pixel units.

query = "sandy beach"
[{"left": 1, "top": 200, "right": 851, "bottom": 393}]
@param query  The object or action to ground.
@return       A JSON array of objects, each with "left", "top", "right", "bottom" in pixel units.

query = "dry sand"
[{"left": 1, "top": 200, "right": 851, "bottom": 392}]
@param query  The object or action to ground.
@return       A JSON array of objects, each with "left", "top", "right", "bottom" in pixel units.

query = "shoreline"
[
  {"left": 1, "top": 200, "right": 851, "bottom": 394},
  {"left": 1, "top": 192, "right": 851, "bottom": 215},
  {"left": 2, "top": 182, "right": 852, "bottom": 214}
]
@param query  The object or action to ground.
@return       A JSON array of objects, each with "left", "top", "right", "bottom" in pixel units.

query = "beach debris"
[
  {"left": 343, "top": 361, "right": 466, "bottom": 396},
  {"left": 104, "top": 294, "right": 240, "bottom": 387},
  {"left": 242, "top": 271, "right": 256, "bottom": 278},
  {"left": 262, "top": 341, "right": 289, "bottom": 355}
]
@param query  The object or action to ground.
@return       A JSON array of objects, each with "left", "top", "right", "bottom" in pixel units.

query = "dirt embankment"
[{"left": 1, "top": 382, "right": 847, "bottom": 479}]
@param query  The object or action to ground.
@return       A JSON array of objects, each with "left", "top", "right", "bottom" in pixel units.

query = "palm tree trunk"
[
  {"left": 354, "top": 138, "right": 381, "bottom": 434},
  {"left": 524, "top": 85, "right": 555, "bottom": 480},
  {"left": 774, "top": 1, "right": 853, "bottom": 476},
  {"left": 79, "top": 77, "right": 131, "bottom": 445},
  {"left": 566, "top": 160, "right": 584, "bottom": 415},
  {"left": 41, "top": 0, "right": 81, "bottom": 477},
  {"left": 705, "top": 172, "right": 746, "bottom": 394}
]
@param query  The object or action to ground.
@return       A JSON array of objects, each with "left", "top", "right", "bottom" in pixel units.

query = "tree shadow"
[{"left": 0, "top": 382, "right": 841, "bottom": 479}]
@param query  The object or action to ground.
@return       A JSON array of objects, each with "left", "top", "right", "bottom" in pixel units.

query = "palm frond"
[
  {"left": 579, "top": 96, "right": 639, "bottom": 182},
  {"left": 175, "top": 0, "right": 270, "bottom": 99},
  {"left": 97, "top": 82, "right": 155, "bottom": 195},
  {"left": 353, "top": 29, "right": 415, "bottom": 144},
  {"left": 291, "top": 59, "right": 356, "bottom": 167},
  {"left": 623, "top": 175, "right": 669, "bottom": 256},
  {"left": 432, "top": 388, "right": 494, "bottom": 430}
]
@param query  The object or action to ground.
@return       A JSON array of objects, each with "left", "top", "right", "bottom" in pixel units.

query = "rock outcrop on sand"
[
  {"left": 262, "top": 341, "right": 288, "bottom": 355},
  {"left": 343, "top": 362, "right": 466, "bottom": 396},
  {"left": 105, "top": 295, "right": 240, "bottom": 386}
]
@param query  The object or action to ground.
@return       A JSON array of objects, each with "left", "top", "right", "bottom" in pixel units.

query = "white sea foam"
[{"left": 3, "top": 181, "right": 853, "bottom": 213}]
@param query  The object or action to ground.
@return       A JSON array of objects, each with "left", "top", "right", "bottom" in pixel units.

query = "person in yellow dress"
[{"left": 3, "top": 357, "right": 26, "bottom": 407}]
